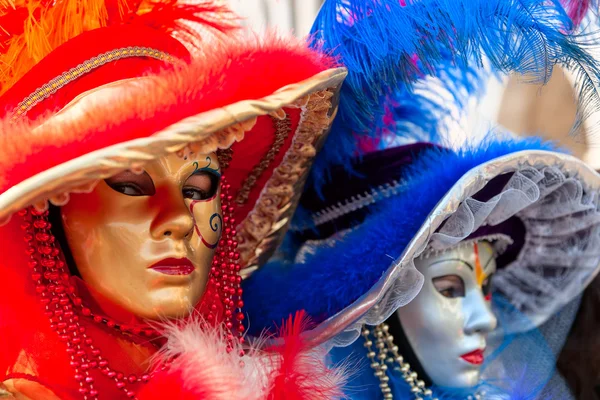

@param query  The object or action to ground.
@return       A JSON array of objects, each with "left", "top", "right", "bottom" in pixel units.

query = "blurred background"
[{"left": 226, "top": 0, "right": 600, "bottom": 169}]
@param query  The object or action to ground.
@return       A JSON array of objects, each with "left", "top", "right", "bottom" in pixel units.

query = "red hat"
[{"left": 0, "top": 0, "right": 346, "bottom": 270}]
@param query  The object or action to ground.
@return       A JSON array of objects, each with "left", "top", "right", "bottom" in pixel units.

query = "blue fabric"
[{"left": 243, "top": 135, "right": 559, "bottom": 335}]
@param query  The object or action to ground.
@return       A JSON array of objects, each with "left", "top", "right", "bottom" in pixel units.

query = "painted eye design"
[
  {"left": 432, "top": 275, "right": 466, "bottom": 298},
  {"left": 105, "top": 171, "right": 156, "bottom": 196},
  {"left": 183, "top": 171, "right": 219, "bottom": 201}
]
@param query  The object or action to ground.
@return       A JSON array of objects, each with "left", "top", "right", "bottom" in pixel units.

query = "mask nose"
[
  {"left": 150, "top": 187, "right": 195, "bottom": 240},
  {"left": 464, "top": 292, "right": 497, "bottom": 335}
]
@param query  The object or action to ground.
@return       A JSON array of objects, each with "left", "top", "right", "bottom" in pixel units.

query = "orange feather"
[{"left": 0, "top": 0, "right": 238, "bottom": 95}]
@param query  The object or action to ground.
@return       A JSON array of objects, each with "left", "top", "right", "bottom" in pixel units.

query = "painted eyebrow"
[
  {"left": 190, "top": 167, "right": 221, "bottom": 178},
  {"left": 482, "top": 254, "right": 497, "bottom": 275},
  {"left": 429, "top": 258, "right": 474, "bottom": 271},
  {"left": 192, "top": 157, "right": 221, "bottom": 178}
]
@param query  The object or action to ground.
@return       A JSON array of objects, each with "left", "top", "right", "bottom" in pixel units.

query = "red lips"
[
  {"left": 149, "top": 258, "right": 195, "bottom": 276},
  {"left": 461, "top": 349, "right": 484, "bottom": 365}
]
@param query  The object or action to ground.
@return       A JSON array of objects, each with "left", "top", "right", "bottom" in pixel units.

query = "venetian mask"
[
  {"left": 60, "top": 151, "right": 222, "bottom": 320},
  {"left": 396, "top": 240, "right": 497, "bottom": 388}
]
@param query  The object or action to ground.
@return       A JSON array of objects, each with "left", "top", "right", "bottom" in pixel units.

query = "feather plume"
[
  {"left": 139, "top": 316, "right": 264, "bottom": 399},
  {"left": 309, "top": 50, "right": 488, "bottom": 191},
  {"left": 308, "top": 0, "right": 600, "bottom": 189},
  {"left": 561, "top": 0, "right": 598, "bottom": 25},
  {"left": 266, "top": 311, "right": 349, "bottom": 400},
  {"left": 137, "top": 311, "right": 349, "bottom": 400},
  {"left": 0, "top": 0, "right": 239, "bottom": 94}
]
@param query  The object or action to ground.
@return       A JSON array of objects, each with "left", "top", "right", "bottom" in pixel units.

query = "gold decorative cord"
[
  {"left": 235, "top": 114, "right": 292, "bottom": 205},
  {"left": 11, "top": 46, "right": 178, "bottom": 120},
  {"left": 217, "top": 148, "right": 234, "bottom": 170}
]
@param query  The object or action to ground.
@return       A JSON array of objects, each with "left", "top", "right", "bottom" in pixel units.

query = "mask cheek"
[{"left": 189, "top": 194, "right": 222, "bottom": 251}]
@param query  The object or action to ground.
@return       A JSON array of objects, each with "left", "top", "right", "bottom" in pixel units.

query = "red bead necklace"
[{"left": 19, "top": 176, "right": 244, "bottom": 399}]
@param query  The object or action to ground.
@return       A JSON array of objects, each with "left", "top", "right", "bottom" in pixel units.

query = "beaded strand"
[
  {"left": 19, "top": 174, "right": 244, "bottom": 399},
  {"left": 362, "top": 323, "right": 438, "bottom": 400}
]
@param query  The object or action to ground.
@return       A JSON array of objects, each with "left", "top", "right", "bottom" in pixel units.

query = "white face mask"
[{"left": 396, "top": 240, "right": 498, "bottom": 388}]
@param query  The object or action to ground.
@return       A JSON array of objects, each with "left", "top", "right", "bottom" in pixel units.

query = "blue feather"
[
  {"left": 381, "top": 53, "right": 489, "bottom": 146},
  {"left": 243, "top": 135, "right": 558, "bottom": 335},
  {"left": 309, "top": 51, "right": 489, "bottom": 198},
  {"left": 308, "top": 0, "right": 600, "bottom": 191}
]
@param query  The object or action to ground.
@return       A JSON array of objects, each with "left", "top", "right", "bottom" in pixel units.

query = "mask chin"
[
  {"left": 387, "top": 311, "right": 434, "bottom": 387},
  {"left": 391, "top": 312, "right": 483, "bottom": 390}
]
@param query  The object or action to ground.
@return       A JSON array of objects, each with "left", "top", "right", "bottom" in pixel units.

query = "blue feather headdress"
[
  {"left": 307, "top": 0, "right": 600, "bottom": 191},
  {"left": 244, "top": 132, "right": 600, "bottom": 346},
  {"left": 242, "top": 0, "right": 600, "bottom": 349}
]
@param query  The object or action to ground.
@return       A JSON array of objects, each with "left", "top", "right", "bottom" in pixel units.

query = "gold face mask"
[{"left": 60, "top": 151, "right": 222, "bottom": 320}]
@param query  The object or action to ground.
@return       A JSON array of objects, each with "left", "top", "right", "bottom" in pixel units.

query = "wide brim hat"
[
  {"left": 243, "top": 136, "right": 600, "bottom": 348},
  {"left": 0, "top": 1, "right": 347, "bottom": 272}
]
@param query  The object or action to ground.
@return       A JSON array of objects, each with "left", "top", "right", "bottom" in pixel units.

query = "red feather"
[
  {"left": 267, "top": 311, "right": 348, "bottom": 400},
  {"left": 0, "top": 0, "right": 241, "bottom": 94},
  {"left": 134, "top": 311, "right": 349, "bottom": 400},
  {"left": 130, "top": 0, "right": 241, "bottom": 51},
  {"left": 561, "top": 0, "right": 593, "bottom": 25},
  {"left": 132, "top": 0, "right": 239, "bottom": 33}
]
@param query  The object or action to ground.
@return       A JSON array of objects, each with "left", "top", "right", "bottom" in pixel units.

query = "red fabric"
[
  {"left": 137, "top": 372, "right": 194, "bottom": 399},
  {"left": 0, "top": 217, "right": 56, "bottom": 374},
  {"left": 226, "top": 108, "right": 302, "bottom": 223}
]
